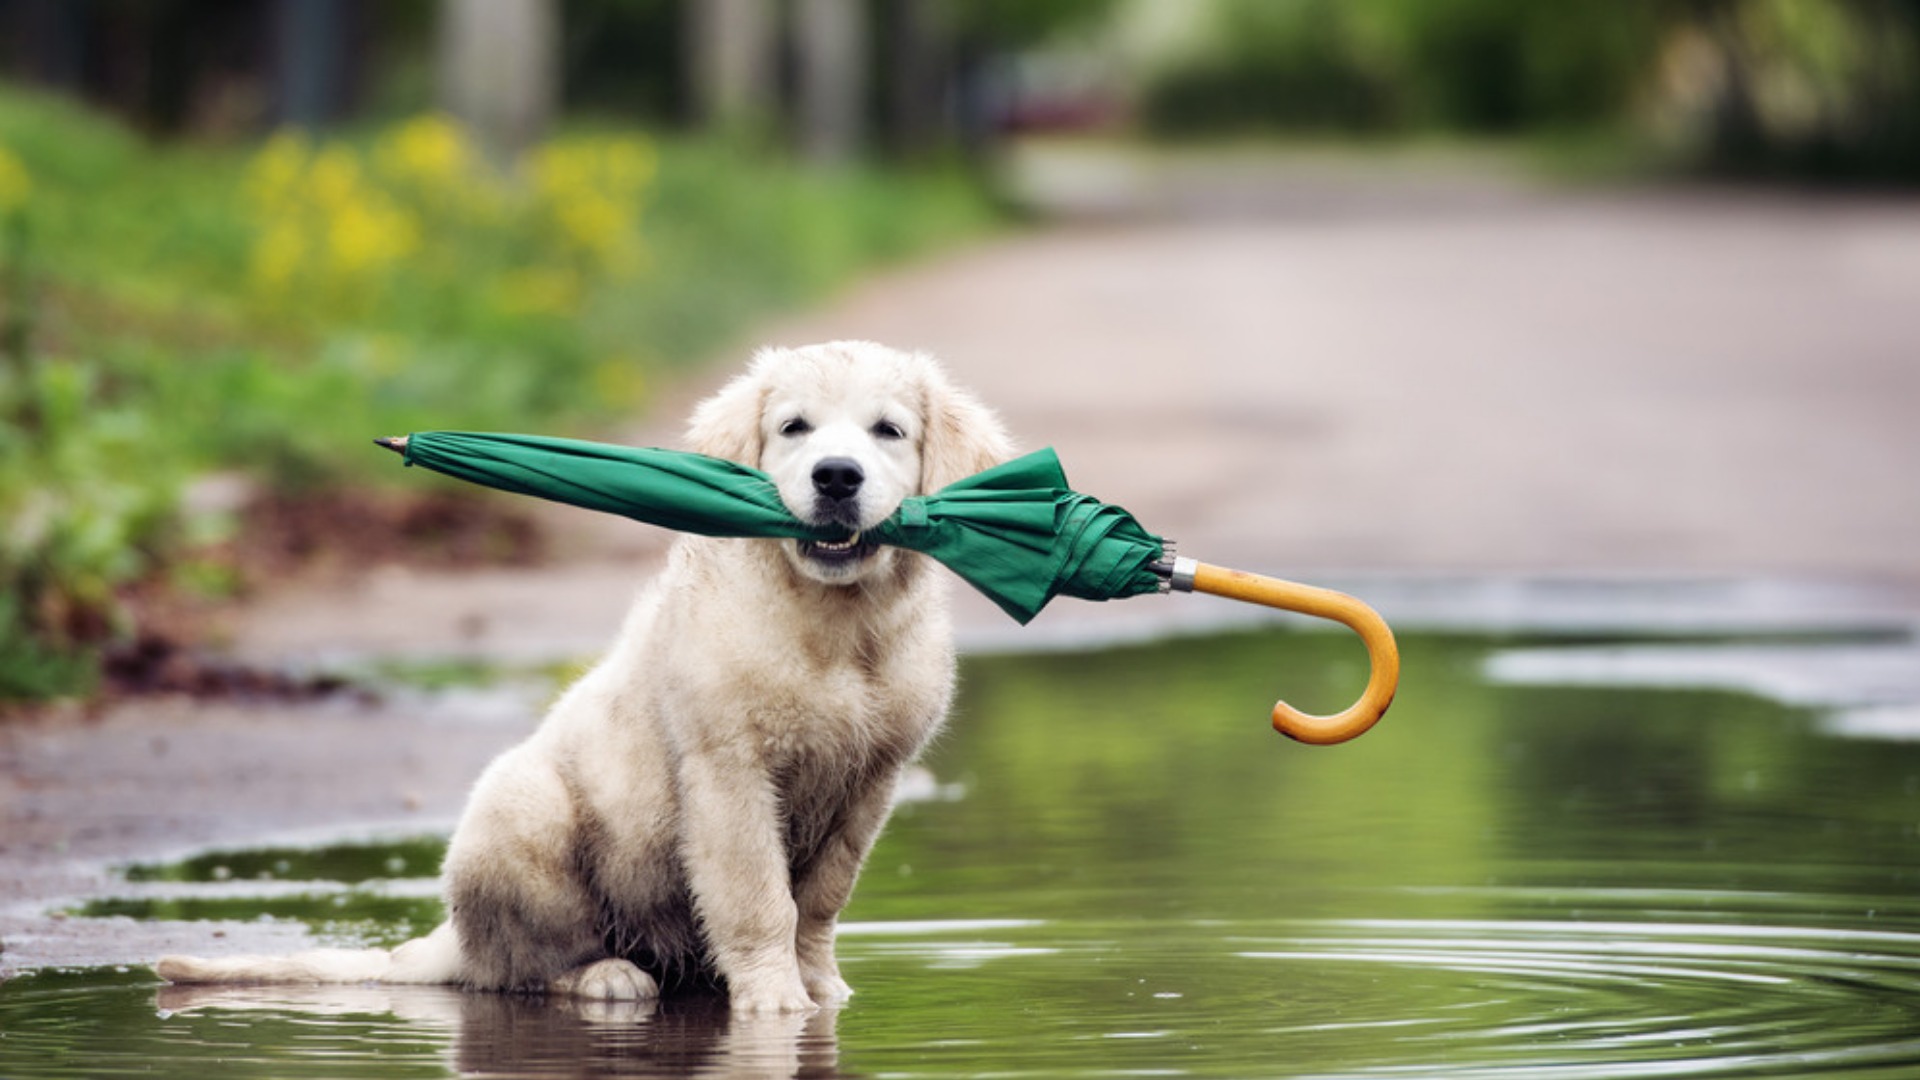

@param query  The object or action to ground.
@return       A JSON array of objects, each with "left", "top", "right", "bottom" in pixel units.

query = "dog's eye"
[
  {"left": 871, "top": 419, "right": 905, "bottom": 441},
  {"left": 779, "top": 417, "right": 812, "bottom": 437}
]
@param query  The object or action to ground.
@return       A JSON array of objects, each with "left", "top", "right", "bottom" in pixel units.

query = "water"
[{"left": 4, "top": 629, "right": 1919, "bottom": 1078}]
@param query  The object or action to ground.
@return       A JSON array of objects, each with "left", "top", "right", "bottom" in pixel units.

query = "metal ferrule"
[{"left": 1167, "top": 556, "right": 1198, "bottom": 593}]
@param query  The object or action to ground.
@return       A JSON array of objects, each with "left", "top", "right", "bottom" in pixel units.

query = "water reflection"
[
  {"left": 4, "top": 629, "right": 1920, "bottom": 1078},
  {"left": 154, "top": 982, "right": 842, "bottom": 1079}
]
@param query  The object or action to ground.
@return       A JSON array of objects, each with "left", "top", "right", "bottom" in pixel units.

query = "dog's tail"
[{"left": 156, "top": 922, "right": 463, "bottom": 987}]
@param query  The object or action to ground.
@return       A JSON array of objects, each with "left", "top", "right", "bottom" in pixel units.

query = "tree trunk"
[
  {"left": 687, "top": 0, "right": 779, "bottom": 134},
  {"left": 794, "top": 0, "right": 867, "bottom": 163},
  {"left": 438, "top": 0, "right": 559, "bottom": 165},
  {"left": 881, "top": 0, "right": 952, "bottom": 161}
]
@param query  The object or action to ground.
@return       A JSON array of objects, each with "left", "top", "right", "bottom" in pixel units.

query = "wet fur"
[{"left": 157, "top": 342, "right": 1011, "bottom": 1012}]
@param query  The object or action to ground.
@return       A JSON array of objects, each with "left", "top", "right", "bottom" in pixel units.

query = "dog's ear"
[
  {"left": 685, "top": 364, "right": 768, "bottom": 465},
  {"left": 919, "top": 360, "right": 1013, "bottom": 493}
]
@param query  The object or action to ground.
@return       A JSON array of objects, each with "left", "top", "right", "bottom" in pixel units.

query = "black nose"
[{"left": 811, "top": 457, "right": 864, "bottom": 502}]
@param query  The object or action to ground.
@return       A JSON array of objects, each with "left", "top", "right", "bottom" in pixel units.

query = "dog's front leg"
[
  {"left": 792, "top": 773, "right": 899, "bottom": 1005},
  {"left": 677, "top": 752, "right": 815, "bottom": 1014}
]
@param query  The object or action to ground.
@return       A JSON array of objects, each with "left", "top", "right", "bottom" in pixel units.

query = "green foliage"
[
  {"left": 0, "top": 85, "right": 1000, "bottom": 702},
  {"left": 1139, "top": 0, "right": 1920, "bottom": 182},
  {"left": 1143, "top": 0, "right": 1663, "bottom": 138},
  {"left": 1675, "top": 0, "right": 1920, "bottom": 182},
  {"left": 946, "top": 0, "right": 1125, "bottom": 48},
  {"left": 0, "top": 349, "right": 189, "bottom": 698}
]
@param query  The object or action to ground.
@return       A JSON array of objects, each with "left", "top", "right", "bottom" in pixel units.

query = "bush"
[
  {"left": 1140, "top": 0, "right": 1920, "bottom": 184},
  {"left": 1141, "top": 0, "right": 1666, "bottom": 139}
]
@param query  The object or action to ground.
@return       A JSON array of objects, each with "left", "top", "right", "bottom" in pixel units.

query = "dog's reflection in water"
[{"left": 155, "top": 983, "right": 842, "bottom": 1079}]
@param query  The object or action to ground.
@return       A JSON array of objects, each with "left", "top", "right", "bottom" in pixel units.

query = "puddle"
[{"left": 5, "top": 629, "right": 1920, "bottom": 1078}]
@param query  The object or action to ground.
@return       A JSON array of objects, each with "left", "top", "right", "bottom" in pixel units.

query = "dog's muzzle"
[{"left": 800, "top": 456, "right": 878, "bottom": 566}]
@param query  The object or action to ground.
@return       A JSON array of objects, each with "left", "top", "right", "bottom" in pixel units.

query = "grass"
[{"left": 0, "top": 86, "right": 1002, "bottom": 702}]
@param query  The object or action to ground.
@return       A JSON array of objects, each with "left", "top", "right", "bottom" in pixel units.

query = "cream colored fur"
[{"left": 157, "top": 342, "right": 1011, "bottom": 1013}]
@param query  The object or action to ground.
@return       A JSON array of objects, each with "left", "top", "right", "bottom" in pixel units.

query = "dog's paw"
[
  {"left": 154, "top": 955, "right": 212, "bottom": 983},
  {"left": 803, "top": 969, "right": 853, "bottom": 1006},
  {"left": 549, "top": 958, "right": 660, "bottom": 1002},
  {"left": 729, "top": 976, "right": 818, "bottom": 1015}
]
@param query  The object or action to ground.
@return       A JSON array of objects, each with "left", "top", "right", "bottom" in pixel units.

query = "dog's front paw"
[
  {"left": 550, "top": 958, "right": 660, "bottom": 1002},
  {"left": 803, "top": 968, "right": 853, "bottom": 1006},
  {"left": 730, "top": 975, "right": 818, "bottom": 1015}
]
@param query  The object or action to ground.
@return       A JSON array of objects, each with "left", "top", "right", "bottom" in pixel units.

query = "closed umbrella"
[{"left": 379, "top": 431, "right": 1397, "bottom": 744}]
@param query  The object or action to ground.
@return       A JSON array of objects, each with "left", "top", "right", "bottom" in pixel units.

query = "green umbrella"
[
  {"left": 378, "top": 430, "right": 1396, "bottom": 744},
  {"left": 384, "top": 430, "right": 1165, "bottom": 626}
]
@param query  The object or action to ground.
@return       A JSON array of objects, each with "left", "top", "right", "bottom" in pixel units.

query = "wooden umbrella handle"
[{"left": 1173, "top": 560, "right": 1399, "bottom": 745}]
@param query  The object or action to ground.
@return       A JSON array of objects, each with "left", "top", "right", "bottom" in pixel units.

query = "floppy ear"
[
  {"left": 684, "top": 363, "right": 768, "bottom": 466},
  {"left": 919, "top": 361, "right": 1014, "bottom": 493}
]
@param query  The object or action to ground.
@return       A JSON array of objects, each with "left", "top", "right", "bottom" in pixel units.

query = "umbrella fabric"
[
  {"left": 394, "top": 431, "right": 1167, "bottom": 624},
  {"left": 396, "top": 430, "right": 819, "bottom": 540}
]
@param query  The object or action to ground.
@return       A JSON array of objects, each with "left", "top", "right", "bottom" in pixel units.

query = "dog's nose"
[{"left": 811, "top": 457, "right": 864, "bottom": 502}]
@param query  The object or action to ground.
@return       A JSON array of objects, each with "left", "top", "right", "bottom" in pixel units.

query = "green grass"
[{"left": 0, "top": 86, "right": 1002, "bottom": 702}]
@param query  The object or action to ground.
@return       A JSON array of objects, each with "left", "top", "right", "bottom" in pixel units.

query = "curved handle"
[{"left": 1189, "top": 563, "right": 1399, "bottom": 745}]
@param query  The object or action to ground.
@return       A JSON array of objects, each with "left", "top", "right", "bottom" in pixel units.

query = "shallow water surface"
[{"left": 4, "top": 629, "right": 1919, "bottom": 1078}]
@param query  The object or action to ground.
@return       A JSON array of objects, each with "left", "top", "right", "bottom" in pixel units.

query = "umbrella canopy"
[
  {"left": 382, "top": 429, "right": 1399, "bottom": 746},
  {"left": 388, "top": 430, "right": 1166, "bottom": 625}
]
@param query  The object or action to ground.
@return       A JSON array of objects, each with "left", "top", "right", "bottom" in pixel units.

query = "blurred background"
[{"left": 1, "top": 0, "right": 1917, "bottom": 702}]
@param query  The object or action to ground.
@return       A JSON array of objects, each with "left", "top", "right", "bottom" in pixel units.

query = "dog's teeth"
[{"left": 814, "top": 532, "right": 861, "bottom": 553}]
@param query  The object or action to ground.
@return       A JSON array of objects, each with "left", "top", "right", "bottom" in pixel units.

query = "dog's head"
[{"left": 685, "top": 341, "right": 1012, "bottom": 586}]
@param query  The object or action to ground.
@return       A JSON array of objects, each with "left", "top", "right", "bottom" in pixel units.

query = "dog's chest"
[{"left": 749, "top": 658, "right": 943, "bottom": 770}]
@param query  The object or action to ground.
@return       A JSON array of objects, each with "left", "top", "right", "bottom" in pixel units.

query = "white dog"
[{"left": 158, "top": 341, "right": 1011, "bottom": 1013}]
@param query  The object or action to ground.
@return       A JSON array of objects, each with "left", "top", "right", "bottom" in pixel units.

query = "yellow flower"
[
  {"left": 309, "top": 145, "right": 364, "bottom": 210},
  {"left": 378, "top": 114, "right": 474, "bottom": 187},
  {"left": 250, "top": 220, "right": 307, "bottom": 288},
  {"left": 555, "top": 195, "right": 630, "bottom": 254},
  {"left": 243, "top": 130, "right": 310, "bottom": 208},
  {"left": 526, "top": 134, "right": 655, "bottom": 272},
  {"left": 528, "top": 144, "right": 581, "bottom": 200},
  {"left": 0, "top": 145, "right": 33, "bottom": 213},
  {"left": 326, "top": 196, "right": 419, "bottom": 275}
]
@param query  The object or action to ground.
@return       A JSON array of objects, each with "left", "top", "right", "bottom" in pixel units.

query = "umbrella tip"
[{"left": 374, "top": 435, "right": 409, "bottom": 455}]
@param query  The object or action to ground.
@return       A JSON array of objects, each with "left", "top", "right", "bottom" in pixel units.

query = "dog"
[{"left": 157, "top": 341, "right": 1012, "bottom": 1013}]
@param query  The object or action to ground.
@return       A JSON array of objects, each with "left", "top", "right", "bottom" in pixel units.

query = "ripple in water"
[{"left": 1233, "top": 909, "right": 1920, "bottom": 1078}]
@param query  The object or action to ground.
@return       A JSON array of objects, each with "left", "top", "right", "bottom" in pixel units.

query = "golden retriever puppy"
[{"left": 158, "top": 341, "right": 1012, "bottom": 1013}]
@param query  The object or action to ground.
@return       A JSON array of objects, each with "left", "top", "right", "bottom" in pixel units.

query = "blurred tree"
[
  {"left": 4, "top": 0, "right": 88, "bottom": 90},
  {"left": 438, "top": 0, "right": 559, "bottom": 164},
  {"left": 276, "top": 0, "right": 352, "bottom": 130},
  {"left": 795, "top": 0, "right": 868, "bottom": 163},
  {"left": 1381, "top": 0, "right": 1663, "bottom": 131},
  {"left": 1143, "top": 0, "right": 1400, "bottom": 134},
  {"left": 1663, "top": 0, "right": 1920, "bottom": 181},
  {"left": 677, "top": 0, "right": 1120, "bottom": 161},
  {"left": 0, "top": 0, "right": 401, "bottom": 135},
  {"left": 879, "top": 0, "right": 951, "bottom": 159},
  {"left": 686, "top": 0, "right": 779, "bottom": 135},
  {"left": 1143, "top": 0, "right": 1663, "bottom": 136},
  {"left": 561, "top": 0, "right": 687, "bottom": 123},
  {"left": 1135, "top": 0, "right": 1920, "bottom": 182},
  {"left": 940, "top": 0, "right": 1122, "bottom": 47}
]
